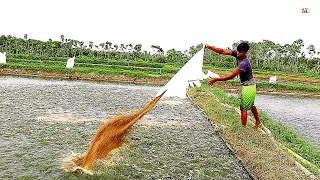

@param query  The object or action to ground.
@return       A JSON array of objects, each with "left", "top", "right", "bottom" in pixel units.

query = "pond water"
[
  {"left": 227, "top": 90, "right": 320, "bottom": 149},
  {"left": 254, "top": 93, "right": 320, "bottom": 148},
  {"left": 0, "top": 76, "right": 250, "bottom": 179}
]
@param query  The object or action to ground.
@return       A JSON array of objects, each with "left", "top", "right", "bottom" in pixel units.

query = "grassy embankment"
[
  {"left": 1, "top": 54, "right": 319, "bottom": 96},
  {"left": 188, "top": 83, "right": 320, "bottom": 179},
  {"left": 202, "top": 66, "right": 320, "bottom": 96}
]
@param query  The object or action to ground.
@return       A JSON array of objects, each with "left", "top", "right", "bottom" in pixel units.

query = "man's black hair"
[{"left": 237, "top": 42, "right": 249, "bottom": 52}]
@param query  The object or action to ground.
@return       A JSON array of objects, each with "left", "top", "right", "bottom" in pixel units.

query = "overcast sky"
[{"left": 1, "top": 0, "right": 319, "bottom": 53}]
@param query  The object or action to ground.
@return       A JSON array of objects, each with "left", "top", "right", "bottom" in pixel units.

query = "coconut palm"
[
  {"left": 105, "top": 41, "right": 112, "bottom": 59},
  {"left": 133, "top": 44, "right": 142, "bottom": 60},
  {"left": 307, "top": 44, "right": 315, "bottom": 59},
  {"left": 60, "top": 35, "right": 65, "bottom": 43}
]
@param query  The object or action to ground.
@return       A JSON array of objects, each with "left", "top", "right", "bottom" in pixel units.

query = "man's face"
[{"left": 237, "top": 51, "right": 247, "bottom": 58}]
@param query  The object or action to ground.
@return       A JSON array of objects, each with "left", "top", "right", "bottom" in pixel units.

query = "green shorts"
[{"left": 240, "top": 84, "right": 256, "bottom": 110}]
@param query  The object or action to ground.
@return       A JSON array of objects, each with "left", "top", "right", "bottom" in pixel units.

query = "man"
[{"left": 204, "top": 42, "right": 262, "bottom": 127}]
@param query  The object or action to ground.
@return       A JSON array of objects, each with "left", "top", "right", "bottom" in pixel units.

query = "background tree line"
[{"left": 0, "top": 34, "right": 319, "bottom": 74}]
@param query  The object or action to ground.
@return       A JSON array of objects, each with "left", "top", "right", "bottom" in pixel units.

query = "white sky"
[{"left": 1, "top": 0, "right": 319, "bottom": 53}]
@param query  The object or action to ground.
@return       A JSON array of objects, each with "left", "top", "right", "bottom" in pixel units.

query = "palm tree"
[
  {"left": 89, "top": 41, "right": 93, "bottom": 49},
  {"left": 133, "top": 44, "right": 142, "bottom": 60},
  {"left": 112, "top": 44, "right": 119, "bottom": 59},
  {"left": 127, "top": 44, "right": 133, "bottom": 59},
  {"left": 94, "top": 45, "right": 99, "bottom": 57},
  {"left": 120, "top": 44, "right": 125, "bottom": 60},
  {"left": 23, "top": 34, "right": 29, "bottom": 53},
  {"left": 150, "top": 45, "right": 164, "bottom": 63},
  {"left": 79, "top": 41, "right": 84, "bottom": 56},
  {"left": 88, "top": 41, "right": 93, "bottom": 56},
  {"left": 105, "top": 41, "right": 112, "bottom": 59},
  {"left": 99, "top": 43, "right": 105, "bottom": 58},
  {"left": 60, "top": 35, "right": 65, "bottom": 43},
  {"left": 113, "top": 44, "right": 118, "bottom": 51},
  {"left": 24, "top": 34, "right": 28, "bottom": 40},
  {"left": 307, "top": 44, "right": 315, "bottom": 59}
]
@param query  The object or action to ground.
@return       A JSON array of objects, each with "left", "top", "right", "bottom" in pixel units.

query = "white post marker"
[
  {"left": 66, "top": 56, "right": 75, "bottom": 68},
  {"left": 0, "top": 52, "right": 6, "bottom": 64},
  {"left": 269, "top": 76, "right": 277, "bottom": 83},
  {"left": 156, "top": 47, "right": 219, "bottom": 98}
]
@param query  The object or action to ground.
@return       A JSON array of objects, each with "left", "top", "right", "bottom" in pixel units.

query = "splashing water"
[{"left": 62, "top": 90, "right": 166, "bottom": 174}]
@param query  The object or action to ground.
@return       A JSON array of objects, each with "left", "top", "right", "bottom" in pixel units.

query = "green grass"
[
  {"left": 212, "top": 83, "right": 320, "bottom": 169},
  {"left": 1, "top": 56, "right": 319, "bottom": 94},
  {"left": 203, "top": 65, "right": 320, "bottom": 79},
  {"left": 2, "top": 58, "right": 178, "bottom": 78},
  {"left": 7, "top": 54, "right": 168, "bottom": 68},
  {"left": 202, "top": 81, "right": 320, "bottom": 168},
  {"left": 260, "top": 112, "right": 320, "bottom": 174},
  {"left": 253, "top": 68, "right": 320, "bottom": 79},
  {"left": 188, "top": 83, "right": 320, "bottom": 178},
  {"left": 0, "top": 62, "right": 174, "bottom": 78},
  {"left": 226, "top": 79, "right": 320, "bottom": 93}
]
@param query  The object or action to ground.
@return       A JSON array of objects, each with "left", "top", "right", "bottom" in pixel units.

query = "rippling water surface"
[
  {"left": 0, "top": 76, "right": 250, "bottom": 179},
  {"left": 255, "top": 94, "right": 320, "bottom": 148}
]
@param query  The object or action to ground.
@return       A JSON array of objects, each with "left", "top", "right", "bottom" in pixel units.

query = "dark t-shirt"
[{"left": 231, "top": 50, "right": 253, "bottom": 83}]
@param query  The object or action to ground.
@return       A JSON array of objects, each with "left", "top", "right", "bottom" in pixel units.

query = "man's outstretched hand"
[{"left": 208, "top": 78, "right": 218, "bottom": 86}]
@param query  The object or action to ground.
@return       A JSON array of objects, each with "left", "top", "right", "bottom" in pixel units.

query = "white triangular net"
[{"left": 156, "top": 47, "right": 219, "bottom": 98}]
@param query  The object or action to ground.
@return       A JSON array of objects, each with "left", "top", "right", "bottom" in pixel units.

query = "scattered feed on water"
[
  {"left": 37, "top": 114, "right": 106, "bottom": 123},
  {"left": 138, "top": 119, "right": 192, "bottom": 127},
  {"left": 62, "top": 90, "right": 166, "bottom": 174}
]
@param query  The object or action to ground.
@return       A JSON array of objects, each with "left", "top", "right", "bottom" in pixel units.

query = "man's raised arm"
[{"left": 205, "top": 44, "right": 233, "bottom": 56}]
